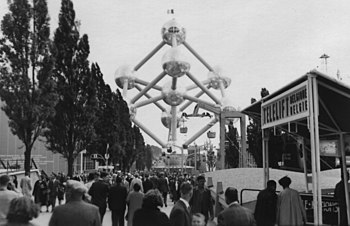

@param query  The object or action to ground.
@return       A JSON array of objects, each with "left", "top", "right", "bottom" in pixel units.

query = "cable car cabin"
[
  {"left": 180, "top": 127, "right": 188, "bottom": 133},
  {"left": 207, "top": 131, "right": 216, "bottom": 138}
]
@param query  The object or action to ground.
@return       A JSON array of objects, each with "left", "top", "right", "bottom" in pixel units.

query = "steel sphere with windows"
[
  {"left": 161, "top": 110, "right": 181, "bottom": 128},
  {"left": 162, "top": 82, "right": 186, "bottom": 106},
  {"left": 114, "top": 65, "right": 136, "bottom": 89},
  {"left": 161, "top": 19, "right": 186, "bottom": 45},
  {"left": 208, "top": 68, "right": 231, "bottom": 90},
  {"left": 162, "top": 47, "right": 190, "bottom": 77}
]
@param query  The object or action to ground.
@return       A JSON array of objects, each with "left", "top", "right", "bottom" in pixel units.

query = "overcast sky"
[{"left": 2, "top": 0, "right": 350, "bottom": 148}]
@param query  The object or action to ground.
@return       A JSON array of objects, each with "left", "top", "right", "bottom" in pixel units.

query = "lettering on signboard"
[{"left": 262, "top": 82, "right": 309, "bottom": 129}]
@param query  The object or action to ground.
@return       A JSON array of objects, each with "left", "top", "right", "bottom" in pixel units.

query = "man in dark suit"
[
  {"left": 108, "top": 176, "right": 127, "bottom": 226},
  {"left": 254, "top": 180, "right": 277, "bottom": 226},
  {"left": 190, "top": 175, "right": 214, "bottom": 223},
  {"left": 157, "top": 172, "right": 169, "bottom": 207},
  {"left": 217, "top": 187, "right": 256, "bottom": 226},
  {"left": 48, "top": 175, "right": 60, "bottom": 211},
  {"left": 142, "top": 173, "right": 153, "bottom": 194},
  {"left": 89, "top": 171, "right": 110, "bottom": 223},
  {"left": 169, "top": 182, "right": 193, "bottom": 226}
]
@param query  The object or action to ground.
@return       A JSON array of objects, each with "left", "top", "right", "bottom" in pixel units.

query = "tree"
[
  {"left": 0, "top": 0, "right": 57, "bottom": 173},
  {"left": 246, "top": 97, "right": 263, "bottom": 167},
  {"left": 144, "top": 144, "right": 153, "bottom": 170},
  {"left": 246, "top": 88, "right": 283, "bottom": 168},
  {"left": 87, "top": 63, "right": 123, "bottom": 164},
  {"left": 44, "top": 0, "right": 97, "bottom": 176},
  {"left": 225, "top": 121, "right": 240, "bottom": 168},
  {"left": 204, "top": 141, "right": 216, "bottom": 171}
]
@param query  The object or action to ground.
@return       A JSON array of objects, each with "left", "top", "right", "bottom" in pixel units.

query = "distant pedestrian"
[
  {"left": 157, "top": 172, "right": 169, "bottom": 207},
  {"left": 108, "top": 176, "right": 128, "bottom": 226},
  {"left": 142, "top": 173, "right": 153, "bottom": 194},
  {"left": 12, "top": 176, "right": 18, "bottom": 189},
  {"left": 130, "top": 173, "right": 144, "bottom": 193},
  {"left": 20, "top": 172, "right": 32, "bottom": 197},
  {"left": 49, "top": 180, "right": 101, "bottom": 226},
  {"left": 190, "top": 175, "right": 214, "bottom": 223},
  {"left": 32, "top": 175, "right": 49, "bottom": 212},
  {"left": 276, "top": 176, "right": 306, "bottom": 226},
  {"left": 254, "top": 180, "right": 277, "bottom": 226},
  {"left": 48, "top": 175, "right": 60, "bottom": 211},
  {"left": 0, "top": 175, "right": 20, "bottom": 224},
  {"left": 217, "top": 187, "right": 256, "bottom": 226},
  {"left": 89, "top": 171, "right": 110, "bottom": 223},
  {"left": 169, "top": 182, "right": 193, "bottom": 226},
  {"left": 126, "top": 183, "right": 144, "bottom": 226},
  {"left": 2, "top": 196, "right": 40, "bottom": 226},
  {"left": 133, "top": 189, "right": 171, "bottom": 226},
  {"left": 334, "top": 170, "right": 350, "bottom": 226}
]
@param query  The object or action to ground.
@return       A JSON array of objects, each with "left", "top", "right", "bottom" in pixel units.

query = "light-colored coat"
[{"left": 276, "top": 187, "right": 306, "bottom": 226}]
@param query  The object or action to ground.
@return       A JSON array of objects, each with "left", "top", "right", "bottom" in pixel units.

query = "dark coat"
[
  {"left": 157, "top": 178, "right": 169, "bottom": 193},
  {"left": 217, "top": 203, "right": 256, "bottom": 226},
  {"left": 334, "top": 180, "right": 349, "bottom": 226},
  {"left": 108, "top": 183, "right": 127, "bottom": 211},
  {"left": 254, "top": 188, "right": 277, "bottom": 226},
  {"left": 142, "top": 179, "right": 154, "bottom": 194},
  {"left": 189, "top": 187, "right": 214, "bottom": 221},
  {"left": 169, "top": 199, "right": 191, "bottom": 226},
  {"left": 133, "top": 206, "right": 171, "bottom": 226},
  {"left": 33, "top": 179, "right": 48, "bottom": 205},
  {"left": 48, "top": 179, "right": 60, "bottom": 198},
  {"left": 89, "top": 180, "right": 109, "bottom": 209}
]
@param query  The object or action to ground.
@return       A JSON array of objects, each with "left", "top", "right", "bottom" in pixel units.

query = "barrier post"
[{"left": 215, "top": 181, "right": 224, "bottom": 217}]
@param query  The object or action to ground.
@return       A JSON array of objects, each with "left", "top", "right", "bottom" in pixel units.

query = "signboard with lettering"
[
  {"left": 300, "top": 193, "right": 338, "bottom": 225},
  {"left": 262, "top": 81, "right": 309, "bottom": 129},
  {"left": 320, "top": 140, "right": 339, "bottom": 157}
]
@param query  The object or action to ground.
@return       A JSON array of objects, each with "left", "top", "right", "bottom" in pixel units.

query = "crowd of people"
[{"left": 0, "top": 169, "right": 348, "bottom": 226}]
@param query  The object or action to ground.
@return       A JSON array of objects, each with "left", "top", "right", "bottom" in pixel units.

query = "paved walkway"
[{"left": 32, "top": 198, "right": 174, "bottom": 226}]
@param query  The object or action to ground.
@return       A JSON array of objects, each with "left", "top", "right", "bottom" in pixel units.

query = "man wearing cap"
[
  {"left": 217, "top": 187, "right": 256, "bottom": 226},
  {"left": 49, "top": 180, "right": 101, "bottom": 226},
  {"left": 0, "top": 175, "right": 20, "bottom": 224},
  {"left": 189, "top": 175, "right": 214, "bottom": 223}
]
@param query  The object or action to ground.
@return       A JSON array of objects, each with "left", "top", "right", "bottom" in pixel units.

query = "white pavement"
[{"left": 31, "top": 198, "right": 174, "bottom": 226}]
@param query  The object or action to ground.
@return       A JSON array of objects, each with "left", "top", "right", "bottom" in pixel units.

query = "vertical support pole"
[
  {"left": 312, "top": 76, "right": 323, "bottom": 224},
  {"left": 262, "top": 129, "right": 267, "bottom": 187},
  {"left": 123, "top": 79, "right": 129, "bottom": 99},
  {"left": 263, "top": 130, "right": 270, "bottom": 188},
  {"left": 240, "top": 115, "right": 247, "bottom": 167},
  {"left": 308, "top": 75, "right": 320, "bottom": 225},
  {"left": 194, "top": 144, "right": 197, "bottom": 172},
  {"left": 181, "top": 147, "right": 184, "bottom": 173},
  {"left": 215, "top": 181, "right": 224, "bottom": 217},
  {"left": 218, "top": 112, "right": 226, "bottom": 170},
  {"left": 300, "top": 138, "right": 309, "bottom": 192},
  {"left": 80, "top": 152, "right": 83, "bottom": 174},
  {"left": 171, "top": 106, "right": 177, "bottom": 143},
  {"left": 339, "top": 133, "right": 350, "bottom": 225}
]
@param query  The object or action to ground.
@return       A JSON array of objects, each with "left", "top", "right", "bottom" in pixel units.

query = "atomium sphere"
[
  {"left": 161, "top": 110, "right": 181, "bottom": 128},
  {"left": 221, "top": 97, "right": 236, "bottom": 112},
  {"left": 161, "top": 19, "right": 186, "bottom": 45},
  {"left": 114, "top": 65, "right": 136, "bottom": 89},
  {"left": 129, "top": 105, "right": 137, "bottom": 120},
  {"left": 162, "top": 82, "right": 186, "bottom": 106},
  {"left": 162, "top": 47, "right": 190, "bottom": 77},
  {"left": 208, "top": 67, "right": 231, "bottom": 90}
]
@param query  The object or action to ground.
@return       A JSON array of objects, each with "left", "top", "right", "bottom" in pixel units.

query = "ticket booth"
[{"left": 242, "top": 70, "right": 350, "bottom": 225}]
